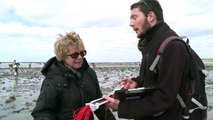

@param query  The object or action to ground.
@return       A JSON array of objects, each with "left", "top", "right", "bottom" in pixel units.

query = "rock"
[{"left": 5, "top": 96, "right": 16, "bottom": 103}]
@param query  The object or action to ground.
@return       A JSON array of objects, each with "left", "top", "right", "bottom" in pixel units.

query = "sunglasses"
[
  {"left": 67, "top": 50, "right": 87, "bottom": 59},
  {"left": 138, "top": 0, "right": 152, "bottom": 11}
]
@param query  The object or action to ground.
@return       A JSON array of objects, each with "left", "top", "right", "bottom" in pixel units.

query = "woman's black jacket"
[{"left": 31, "top": 57, "right": 115, "bottom": 120}]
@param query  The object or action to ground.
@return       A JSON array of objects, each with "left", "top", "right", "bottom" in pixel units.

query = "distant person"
[
  {"left": 12, "top": 60, "right": 20, "bottom": 75},
  {"left": 31, "top": 32, "right": 116, "bottom": 120},
  {"left": 92, "top": 63, "right": 96, "bottom": 69},
  {"left": 28, "top": 63, "right": 31, "bottom": 68},
  {"left": 103, "top": 0, "right": 206, "bottom": 120}
]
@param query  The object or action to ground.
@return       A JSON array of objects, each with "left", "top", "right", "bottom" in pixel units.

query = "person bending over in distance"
[{"left": 12, "top": 59, "right": 20, "bottom": 75}]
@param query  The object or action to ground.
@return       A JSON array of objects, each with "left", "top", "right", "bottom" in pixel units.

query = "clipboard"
[{"left": 113, "top": 87, "right": 156, "bottom": 100}]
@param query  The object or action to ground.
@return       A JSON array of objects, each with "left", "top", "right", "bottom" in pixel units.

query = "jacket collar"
[{"left": 41, "top": 57, "right": 89, "bottom": 76}]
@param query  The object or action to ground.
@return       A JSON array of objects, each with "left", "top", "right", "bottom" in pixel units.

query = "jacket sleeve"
[
  {"left": 132, "top": 61, "right": 144, "bottom": 86},
  {"left": 31, "top": 78, "right": 58, "bottom": 120},
  {"left": 118, "top": 41, "right": 189, "bottom": 119},
  {"left": 132, "top": 76, "right": 143, "bottom": 86}
]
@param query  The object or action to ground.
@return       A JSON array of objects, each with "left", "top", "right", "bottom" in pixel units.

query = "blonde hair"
[{"left": 54, "top": 32, "right": 85, "bottom": 61}]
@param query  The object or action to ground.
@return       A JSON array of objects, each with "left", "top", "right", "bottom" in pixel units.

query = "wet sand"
[{"left": 0, "top": 63, "right": 213, "bottom": 120}]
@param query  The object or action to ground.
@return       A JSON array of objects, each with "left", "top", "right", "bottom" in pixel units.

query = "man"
[
  {"left": 12, "top": 59, "right": 20, "bottom": 75},
  {"left": 103, "top": 0, "right": 193, "bottom": 119}
]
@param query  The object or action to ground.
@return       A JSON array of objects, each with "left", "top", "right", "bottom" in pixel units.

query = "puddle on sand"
[{"left": 0, "top": 68, "right": 42, "bottom": 120}]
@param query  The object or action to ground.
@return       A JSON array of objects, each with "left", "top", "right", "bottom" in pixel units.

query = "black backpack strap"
[
  {"left": 177, "top": 94, "right": 190, "bottom": 119},
  {"left": 177, "top": 93, "right": 208, "bottom": 119},
  {"left": 149, "top": 36, "right": 183, "bottom": 71}
]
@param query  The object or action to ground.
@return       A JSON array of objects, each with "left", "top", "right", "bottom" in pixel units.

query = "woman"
[{"left": 31, "top": 32, "right": 115, "bottom": 120}]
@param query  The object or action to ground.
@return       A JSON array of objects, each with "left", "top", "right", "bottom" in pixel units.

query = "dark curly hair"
[{"left": 130, "top": 0, "right": 164, "bottom": 22}]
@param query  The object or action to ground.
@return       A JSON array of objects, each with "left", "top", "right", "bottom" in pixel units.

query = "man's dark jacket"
[
  {"left": 31, "top": 57, "right": 116, "bottom": 120},
  {"left": 118, "top": 22, "right": 192, "bottom": 120}
]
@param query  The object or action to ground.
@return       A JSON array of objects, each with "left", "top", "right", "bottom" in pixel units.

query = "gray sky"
[{"left": 0, "top": 0, "right": 213, "bottom": 62}]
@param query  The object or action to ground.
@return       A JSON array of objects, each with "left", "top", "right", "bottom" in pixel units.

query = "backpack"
[{"left": 149, "top": 36, "right": 208, "bottom": 120}]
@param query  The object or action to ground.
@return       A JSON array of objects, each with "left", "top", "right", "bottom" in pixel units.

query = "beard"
[{"left": 137, "top": 18, "right": 151, "bottom": 39}]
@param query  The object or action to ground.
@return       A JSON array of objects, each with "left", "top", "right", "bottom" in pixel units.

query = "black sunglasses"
[
  {"left": 67, "top": 50, "right": 87, "bottom": 59},
  {"left": 138, "top": 0, "right": 152, "bottom": 11}
]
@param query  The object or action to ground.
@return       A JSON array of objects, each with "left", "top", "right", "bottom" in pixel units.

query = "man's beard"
[{"left": 137, "top": 18, "right": 151, "bottom": 39}]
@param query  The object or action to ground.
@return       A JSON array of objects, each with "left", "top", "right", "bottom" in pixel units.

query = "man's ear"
[{"left": 147, "top": 11, "right": 157, "bottom": 24}]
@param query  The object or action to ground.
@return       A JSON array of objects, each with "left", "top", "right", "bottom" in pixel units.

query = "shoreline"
[{"left": 1, "top": 59, "right": 213, "bottom": 68}]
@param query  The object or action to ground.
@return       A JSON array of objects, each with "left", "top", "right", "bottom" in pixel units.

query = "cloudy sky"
[{"left": 0, "top": 0, "right": 213, "bottom": 62}]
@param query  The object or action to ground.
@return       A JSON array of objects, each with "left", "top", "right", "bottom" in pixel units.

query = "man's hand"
[
  {"left": 103, "top": 95, "right": 120, "bottom": 111},
  {"left": 120, "top": 78, "right": 138, "bottom": 89}
]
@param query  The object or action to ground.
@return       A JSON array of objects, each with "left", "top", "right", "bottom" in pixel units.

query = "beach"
[{"left": 0, "top": 62, "right": 213, "bottom": 120}]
